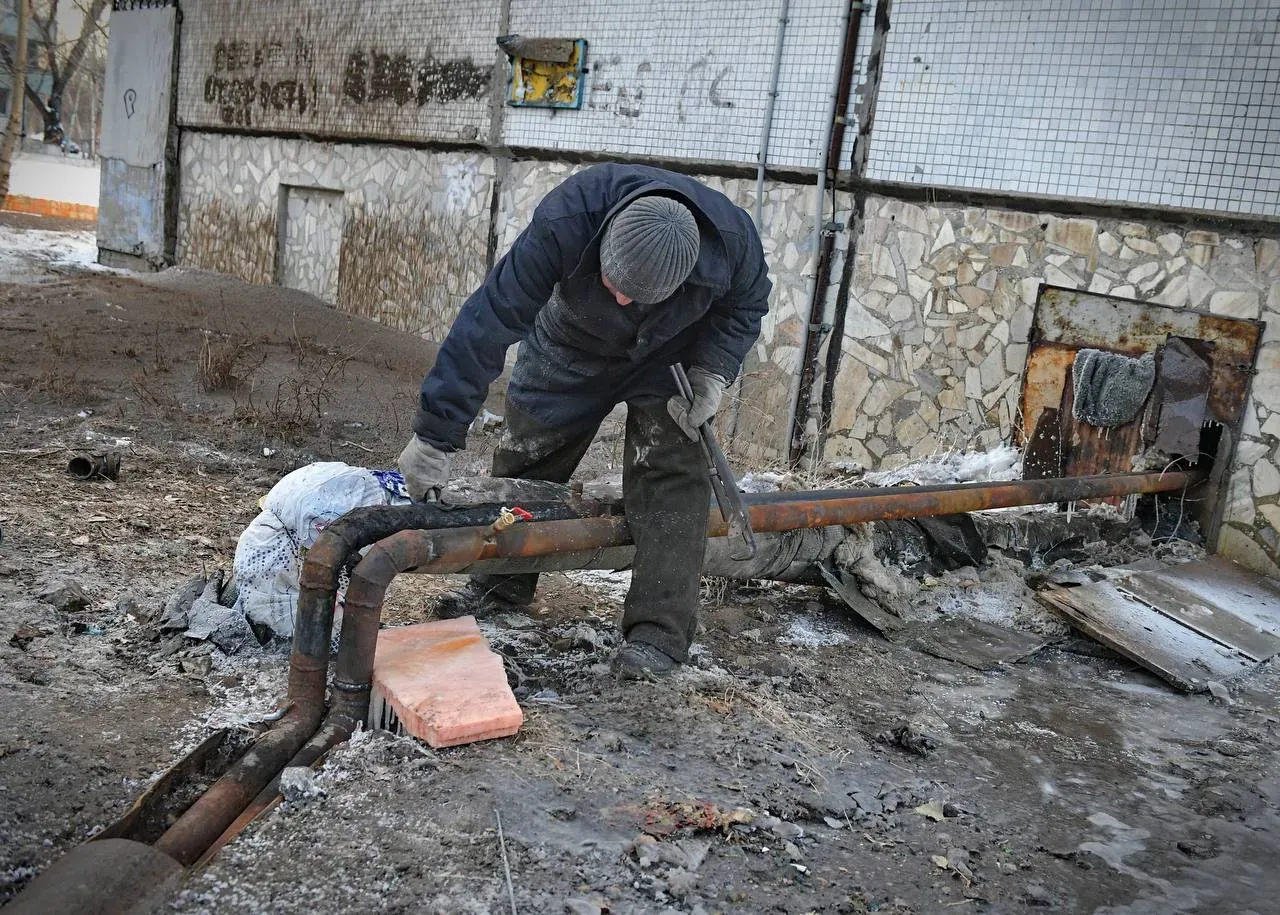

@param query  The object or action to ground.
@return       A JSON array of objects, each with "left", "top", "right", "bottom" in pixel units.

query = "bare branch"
[
  {"left": 67, "top": 0, "right": 110, "bottom": 42},
  {"left": 29, "top": 0, "right": 60, "bottom": 84},
  {"left": 0, "top": 42, "right": 49, "bottom": 119},
  {"left": 55, "top": 0, "right": 108, "bottom": 95}
]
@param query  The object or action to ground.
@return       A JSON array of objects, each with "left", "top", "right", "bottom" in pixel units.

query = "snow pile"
[
  {"left": 737, "top": 471, "right": 789, "bottom": 494},
  {"left": 864, "top": 445, "right": 1022, "bottom": 487},
  {"left": 0, "top": 225, "right": 118, "bottom": 281}
]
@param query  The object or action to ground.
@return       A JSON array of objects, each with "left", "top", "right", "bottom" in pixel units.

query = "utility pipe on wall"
[
  {"left": 784, "top": 0, "right": 858, "bottom": 462},
  {"left": 754, "top": 0, "right": 791, "bottom": 229}
]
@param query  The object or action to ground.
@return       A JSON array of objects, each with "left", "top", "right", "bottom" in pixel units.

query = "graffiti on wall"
[
  {"left": 585, "top": 54, "right": 736, "bottom": 122},
  {"left": 342, "top": 50, "right": 491, "bottom": 106},
  {"left": 204, "top": 33, "right": 318, "bottom": 127}
]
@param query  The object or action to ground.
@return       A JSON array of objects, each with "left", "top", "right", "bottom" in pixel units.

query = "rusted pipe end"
[{"left": 67, "top": 451, "right": 121, "bottom": 481}]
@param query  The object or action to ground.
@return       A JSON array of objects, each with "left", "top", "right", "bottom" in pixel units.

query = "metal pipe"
[
  {"left": 786, "top": 0, "right": 859, "bottom": 459},
  {"left": 754, "top": 0, "right": 791, "bottom": 229},
  {"left": 154, "top": 469, "right": 1201, "bottom": 867},
  {"left": 152, "top": 492, "right": 607, "bottom": 867},
  {"left": 325, "top": 468, "right": 1202, "bottom": 733}
]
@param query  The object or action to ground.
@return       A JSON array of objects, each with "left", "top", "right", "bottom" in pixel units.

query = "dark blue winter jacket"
[{"left": 413, "top": 163, "right": 773, "bottom": 451}]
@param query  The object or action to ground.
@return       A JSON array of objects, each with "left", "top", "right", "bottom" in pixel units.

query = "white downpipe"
[{"left": 754, "top": 0, "right": 791, "bottom": 229}]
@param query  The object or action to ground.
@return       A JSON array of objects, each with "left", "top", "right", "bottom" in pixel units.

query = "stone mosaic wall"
[
  {"left": 177, "top": 131, "right": 494, "bottom": 339},
  {"left": 822, "top": 196, "right": 1280, "bottom": 574},
  {"left": 493, "top": 159, "right": 841, "bottom": 459}
]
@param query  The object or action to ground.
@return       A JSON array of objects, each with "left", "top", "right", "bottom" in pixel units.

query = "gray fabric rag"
[
  {"left": 1071, "top": 348, "right": 1156, "bottom": 427},
  {"left": 600, "top": 195, "right": 700, "bottom": 303}
]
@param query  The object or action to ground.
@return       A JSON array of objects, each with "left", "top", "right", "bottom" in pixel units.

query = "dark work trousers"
[{"left": 471, "top": 397, "right": 711, "bottom": 662}]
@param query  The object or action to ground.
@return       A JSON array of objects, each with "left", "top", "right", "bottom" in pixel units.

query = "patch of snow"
[
  {"left": 564, "top": 568, "right": 632, "bottom": 603},
  {"left": 865, "top": 445, "right": 1022, "bottom": 487},
  {"left": 782, "top": 616, "right": 851, "bottom": 648},
  {"left": 0, "top": 225, "right": 124, "bottom": 283},
  {"left": 828, "top": 460, "right": 862, "bottom": 472}
]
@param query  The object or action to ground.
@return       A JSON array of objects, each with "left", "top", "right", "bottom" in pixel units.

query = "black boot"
[
  {"left": 435, "top": 581, "right": 529, "bottom": 620},
  {"left": 611, "top": 640, "right": 680, "bottom": 680}
]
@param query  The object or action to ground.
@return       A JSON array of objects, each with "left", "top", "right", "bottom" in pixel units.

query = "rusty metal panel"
[
  {"left": 1020, "top": 344, "right": 1077, "bottom": 453},
  {"left": 1024, "top": 286, "right": 1261, "bottom": 434},
  {"left": 1059, "top": 360, "right": 1148, "bottom": 480},
  {"left": 1018, "top": 286, "right": 1262, "bottom": 527},
  {"left": 1022, "top": 407, "right": 1063, "bottom": 480}
]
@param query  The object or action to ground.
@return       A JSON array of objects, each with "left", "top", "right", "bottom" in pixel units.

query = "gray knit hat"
[{"left": 599, "top": 196, "right": 700, "bottom": 304}]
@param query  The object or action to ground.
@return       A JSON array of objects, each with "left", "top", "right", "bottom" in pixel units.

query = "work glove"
[
  {"left": 398, "top": 434, "right": 451, "bottom": 502},
  {"left": 667, "top": 367, "right": 729, "bottom": 441}
]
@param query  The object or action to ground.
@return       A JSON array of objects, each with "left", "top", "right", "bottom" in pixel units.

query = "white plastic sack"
[{"left": 233, "top": 462, "right": 409, "bottom": 639}]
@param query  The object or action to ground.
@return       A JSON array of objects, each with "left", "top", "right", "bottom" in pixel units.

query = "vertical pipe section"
[
  {"left": 786, "top": 0, "right": 862, "bottom": 462},
  {"left": 754, "top": 0, "right": 791, "bottom": 229}
]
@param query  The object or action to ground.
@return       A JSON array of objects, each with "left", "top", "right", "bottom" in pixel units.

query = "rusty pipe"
[
  {"left": 152, "top": 658, "right": 326, "bottom": 866},
  {"left": 155, "top": 469, "right": 1199, "bottom": 868},
  {"left": 734, "top": 469, "right": 1202, "bottom": 533},
  {"left": 154, "top": 496, "right": 604, "bottom": 868},
  {"left": 320, "top": 468, "right": 1202, "bottom": 733},
  {"left": 190, "top": 521, "right": 593, "bottom": 865}
]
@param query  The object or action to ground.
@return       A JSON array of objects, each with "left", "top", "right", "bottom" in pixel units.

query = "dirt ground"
[{"left": 2, "top": 214, "right": 1279, "bottom": 914}]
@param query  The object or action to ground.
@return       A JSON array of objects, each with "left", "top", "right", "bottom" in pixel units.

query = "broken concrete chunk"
[
  {"left": 632, "top": 833, "right": 661, "bottom": 868},
  {"left": 1206, "top": 680, "right": 1233, "bottom": 704},
  {"left": 183, "top": 573, "right": 257, "bottom": 653},
  {"left": 665, "top": 868, "right": 697, "bottom": 897},
  {"left": 1176, "top": 834, "right": 1220, "bottom": 860},
  {"left": 38, "top": 579, "right": 90, "bottom": 612},
  {"left": 677, "top": 838, "right": 710, "bottom": 871},
  {"left": 160, "top": 575, "right": 208, "bottom": 629},
  {"left": 9, "top": 624, "right": 48, "bottom": 650},
  {"left": 914, "top": 800, "right": 946, "bottom": 822},
  {"left": 881, "top": 711, "right": 950, "bottom": 757}
]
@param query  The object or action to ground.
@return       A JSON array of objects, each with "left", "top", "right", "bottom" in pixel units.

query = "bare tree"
[
  {"left": 0, "top": 0, "right": 108, "bottom": 147},
  {"left": 0, "top": 0, "right": 30, "bottom": 199}
]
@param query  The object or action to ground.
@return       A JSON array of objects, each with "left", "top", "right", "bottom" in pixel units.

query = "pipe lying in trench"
[
  {"left": 6, "top": 469, "right": 1202, "bottom": 913},
  {"left": 152, "top": 490, "right": 616, "bottom": 867},
  {"left": 156, "top": 468, "right": 1203, "bottom": 867}
]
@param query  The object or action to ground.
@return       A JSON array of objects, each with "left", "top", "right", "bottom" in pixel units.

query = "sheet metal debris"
[
  {"left": 1152, "top": 337, "right": 1212, "bottom": 459},
  {"left": 1037, "top": 557, "right": 1280, "bottom": 692},
  {"left": 896, "top": 617, "right": 1051, "bottom": 671},
  {"left": 819, "top": 561, "right": 904, "bottom": 634}
]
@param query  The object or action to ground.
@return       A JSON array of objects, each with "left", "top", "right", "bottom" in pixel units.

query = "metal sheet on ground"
[
  {"left": 1038, "top": 581, "right": 1255, "bottom": 691},
  {"left": 1116, "top": 574, "right": 1280, "bottom": 662},
  {"left": 819, "top": 562, "right": 904, "bottom": 634},
  {"left": 895, "top": 617, "right": 1050, "bottom": 671},
  {"left": 1135, "top": 556, "right": 1280, "bottom": 636}
]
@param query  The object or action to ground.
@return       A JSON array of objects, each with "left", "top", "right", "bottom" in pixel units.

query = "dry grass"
[{"left": 197, "top": 331, "right": 242, "bottom": 392}]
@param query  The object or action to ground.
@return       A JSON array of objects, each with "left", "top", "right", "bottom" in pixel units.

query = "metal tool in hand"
[{"left": 670, "top": 364, "right": 757, "bottom": 561}]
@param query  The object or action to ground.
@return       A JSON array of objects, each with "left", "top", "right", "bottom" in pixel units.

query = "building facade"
[{"left": 100, "top": 0, "right": 1280, "bottom": 575}]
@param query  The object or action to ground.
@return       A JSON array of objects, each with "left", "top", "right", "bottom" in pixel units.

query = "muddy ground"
[{"left": 1, "top": 215, "right": 1278, "bottom": 914}]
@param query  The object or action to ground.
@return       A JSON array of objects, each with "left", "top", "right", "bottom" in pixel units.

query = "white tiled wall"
[
  {"left": 503, "top": 0, "right": 869, "bottom": 170},
  {"left": 867, "top": 0, "right": 1280, "bottom": 217}
]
